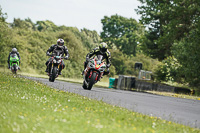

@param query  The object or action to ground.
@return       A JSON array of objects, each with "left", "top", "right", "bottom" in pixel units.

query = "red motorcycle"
[{"left": 82, "top": 55, "right": 107, "bottom": 90}]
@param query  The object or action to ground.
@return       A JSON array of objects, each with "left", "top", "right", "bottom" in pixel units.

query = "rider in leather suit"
[
  {"left": 45, "top": 38, "right": 69, "bottom": 75},
  {"left": 7, "top": 48, "right": 21, "bottom": 69},
  {"left": 83, "top": 42, "right": 111, "bottom": 75}
]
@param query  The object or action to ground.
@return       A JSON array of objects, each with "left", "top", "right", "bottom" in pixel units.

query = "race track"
[{"left": 25, "top": 76, "right": 200, "bottom": 129}]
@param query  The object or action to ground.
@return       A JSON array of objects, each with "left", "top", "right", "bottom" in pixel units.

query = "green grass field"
[{"left": 0, "top": 72, "right": 199, "bottom": 133}]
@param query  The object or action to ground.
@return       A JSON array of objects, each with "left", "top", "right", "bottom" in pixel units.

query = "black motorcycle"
[{"left": 47, "top": 51, "right": 64, "bottom": 82}]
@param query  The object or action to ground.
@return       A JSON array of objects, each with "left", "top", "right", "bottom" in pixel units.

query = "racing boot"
[
  {"left": 58, "top": 68, "right": 62, "bottom": 75},
  {"left": 81, "top": 70, "right": 84, "bottom": 75},
  {"left": 58, "top": 71, "right": 62, "bottom": 75},
  {"left": 45, "top": 66, "right": 49, "bottom": 73}
]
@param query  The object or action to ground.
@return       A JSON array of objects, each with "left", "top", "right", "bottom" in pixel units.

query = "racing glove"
[
  {"left": 46, "top": 52, "right": 50, "bottom": 56},
  {"left": 64, "top": 56, "right": 69, "bottom": 60},
  {"left": 106, "top": 64, "right": 111, "bottom": 68},
  {"left": 86, "top": 57, "right": 90, "bottom": 62}
]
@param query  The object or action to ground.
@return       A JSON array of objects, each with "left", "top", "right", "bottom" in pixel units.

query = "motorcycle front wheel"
[
  {"left": 12, "top": 64, "right": 17, "bottom": 74},
  {"left": 87, "top": 72, "right": 97, "bottom": 90},
  {"left": 82, "top": 81, "right": 88, "bottom": 89},
  {"left": 49, "top": 66, "right": 57, "bottom": 82}
]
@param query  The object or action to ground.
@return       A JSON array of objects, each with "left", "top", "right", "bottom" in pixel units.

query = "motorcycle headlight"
[
  {"left": 96, "top": 64, "right": 100, "bottom": 68},
  {"left": 57, "top": 60, "right": 61, "bottom": 63},
  {"left": 53, "top": 59, "right": 57, "bottom": 63}
]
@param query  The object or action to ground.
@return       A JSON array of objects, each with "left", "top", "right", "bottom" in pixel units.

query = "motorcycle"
[
  {"left": 82, "top": 55, "right": 107, "bottom": 90},
  {"left": 9, "top": 54, "right": 20, "bottom": 74},
  {"left": 47, "top": 50, "right": 64, "bottom": 82}
]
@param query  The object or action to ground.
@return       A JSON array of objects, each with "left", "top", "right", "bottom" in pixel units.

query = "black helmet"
[
  {"left": 57, "top": 38, "right": 64, "bottom": 47},
  {"left": 11, "top": 48, "right": 17, "bottom": 53},
  {"left": 99, "top": 42, "right": 108, "bottom": 54}
]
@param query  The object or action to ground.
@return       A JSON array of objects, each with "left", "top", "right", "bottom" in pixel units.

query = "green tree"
[
  {"left": 36, "top": 20, "right": 58, "bottom": 31},
  {"left": 136, "top": 0, "right": 200, "bottom": 60},
  {"left": 0, "top": 6, "right": 12, "bottom": 65},
  {"left": 136, "top": 0, "right": 172, "bottom": 60},
  {"left": 172, "top": 27, "right": 200, "bottom": 87},
  {"left": 11, "top": 18, "right": 34, "bottom": 30},
  {"left": 81, "top": 28, "right": 101, "bottom": 50},
  {"left": 100, "top": 14, "right": 144, "bottom": 56}
]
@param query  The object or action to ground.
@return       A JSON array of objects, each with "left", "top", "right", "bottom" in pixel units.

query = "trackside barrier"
[
  {"left": 115, "top": 75, "right": 193, "bottom": 94},
  {"left": 116, "top": 75, "right": 135, "bottom": 90},
  {"left": 138, "top": 70, "right": 152, "bottom": 80},
  {"left": 109, "top": 78, "right": 115, "bottom": 88}
]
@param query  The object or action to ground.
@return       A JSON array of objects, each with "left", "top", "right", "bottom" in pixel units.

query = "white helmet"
[
  {"left": 12, "top": 48, "right": 17, "bottom": 53},
  {"left": 57, "top": 38, "right": 64, "bottom": 47}
]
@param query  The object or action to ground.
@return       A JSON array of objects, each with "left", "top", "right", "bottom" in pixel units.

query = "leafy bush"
[{"left": 154, "top": 56, "right": 183, "bottom": 82}]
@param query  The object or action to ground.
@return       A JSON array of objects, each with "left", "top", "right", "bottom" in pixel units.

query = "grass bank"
[{"left": 0, "top": 72, "right": 199, "bottom": 133}]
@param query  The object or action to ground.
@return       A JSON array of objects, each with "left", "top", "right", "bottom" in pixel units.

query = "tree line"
[{"left": 1, "top": 0, "right": 200, "bottom": 90}]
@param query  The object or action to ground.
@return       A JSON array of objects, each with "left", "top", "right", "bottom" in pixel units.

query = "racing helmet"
[
  {"left": 11, "top": 48, "right": 17, "bottom": 53},
  {"left": 57, "top": 38, "right": 64, "bottom": 48},
  {"left": 99, "top": 42, "right": 108, "bottom": 54}
]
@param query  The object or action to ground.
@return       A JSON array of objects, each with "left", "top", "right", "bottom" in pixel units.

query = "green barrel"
[{"left": 109, "top": 78, "right": 115, "bottom": 88}]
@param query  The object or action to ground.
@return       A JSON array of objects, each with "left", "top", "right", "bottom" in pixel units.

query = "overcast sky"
[{"left": 1, "top": 0, "right": 142, "bottom": 33}]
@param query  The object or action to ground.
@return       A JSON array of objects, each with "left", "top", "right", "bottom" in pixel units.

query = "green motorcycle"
[{"left": 10, "top": 54, "right": 20, "bottom": 74}]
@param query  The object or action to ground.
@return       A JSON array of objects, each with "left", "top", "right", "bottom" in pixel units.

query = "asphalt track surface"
[{"left": 25, "top": 76, "right": 200, "bottom": 129}]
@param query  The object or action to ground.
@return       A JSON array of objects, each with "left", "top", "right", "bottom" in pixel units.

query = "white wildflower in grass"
[
  {"left": 2, "top": 113, "right": 6, "bottom": 119},
  {"left": 23, "top": 123, "right": 28, "bottom": 129},
  {"left": 12, "top": 122, "right": 20, "bottom": 132},
  {"left": 95, "top": 124, "right": 103, "bottom": 129},
  {"left": 152, "top": 122, "right": 156, "bottom": 129},
  {"left": 54, "top": 107, "right": 57, "bottom": 112},
  {"left": 18, "top": 115, "right": 24, "bottom": 119},
  {"left": 32, "top": 127, "right": 36, "bottom": 131}
]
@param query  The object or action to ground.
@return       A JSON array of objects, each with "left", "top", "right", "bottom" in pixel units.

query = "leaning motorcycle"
[
  {"left": 82, "top": 55, "right": 106, "bottom": 90},
  {"left": 9, "top": 54, "right": 20, "bottom": 74},
  {"left": 47, "top": 51, "right": 64, "bottom": 82}
]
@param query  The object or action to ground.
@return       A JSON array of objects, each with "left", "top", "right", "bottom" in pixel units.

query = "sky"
[{"left": 1, "top": 0, "right": 142, "bottom": 34}]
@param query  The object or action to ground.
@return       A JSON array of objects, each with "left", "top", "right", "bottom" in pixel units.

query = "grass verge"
[
  {"left": 0, "top": 72, "right": 199, "bottom": 133},
  {"left": 146, "top": 91, "right": 200, "bottom": 100}
]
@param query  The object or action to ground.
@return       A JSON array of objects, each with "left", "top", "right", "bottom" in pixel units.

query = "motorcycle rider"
[
  {"left": 45, "top": 38, "right": 69, "bottom": 75},
  {"left": 7, "top": 48, "right": 21, "bottom": 69},
  {"left": 82, "top": 42, "right": 111, "bottom": 75}
]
